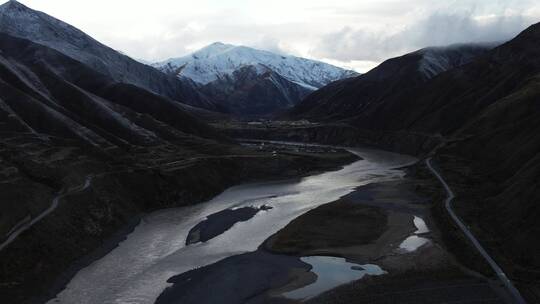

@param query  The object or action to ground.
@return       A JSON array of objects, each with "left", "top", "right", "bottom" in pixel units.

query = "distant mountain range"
[
  {"left": 154, "top": 42, "right": 358, "bottom": 115},
  {"left": 154, "top": 42, "right": 358, "bottom": 89},
  {"left": 0, "top": 0, "right": 357, "bottom": 116}
]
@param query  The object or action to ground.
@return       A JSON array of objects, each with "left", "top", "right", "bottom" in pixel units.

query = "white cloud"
[
  {"left": 313, "top": 11, "right": 538, "bottom": 64},
  {"left": 11, "top": 0, "right": 540, "bottom": 72}
]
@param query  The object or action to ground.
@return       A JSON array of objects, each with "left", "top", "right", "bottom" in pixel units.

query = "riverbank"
[
  {"left": 214, "top": 120, "right": 440, "bottom": 156},
  {"left": 261, "top": 165, "right": 508, "bottom": 303}
]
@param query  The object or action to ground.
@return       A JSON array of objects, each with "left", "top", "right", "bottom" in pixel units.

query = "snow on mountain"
[
  {"left": 154, "top": 42, "right": 359, "bottom": 90},
  {"left": 0, "top": 0, "right": 215, "bottom": 110},
  {"left": 0, "top": 0, "right": 106, "bottom": 68},
  {"left": 416, "top": 43, "right": 497, "bottom": 79}
]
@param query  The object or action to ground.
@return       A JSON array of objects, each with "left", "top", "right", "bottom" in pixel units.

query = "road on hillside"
[
  {"left": 426, "top": 158, "right": 527, "bottom": 304},
  {"left": 0, "top": 175, "right": 93, "bottom": 252}
]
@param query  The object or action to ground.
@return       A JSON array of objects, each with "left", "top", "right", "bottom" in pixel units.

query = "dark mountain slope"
[
  {"left": 423, "top": 73, "right": 540, "bottom": 299},
  {"left": 400, "top": 24, "right": 540, "bottom": 135},
  {"left": 201, "top": 65, "right": 312, "bottom": 116},
  {"left": 291, "top": 44, "right": 493, "bottom": 120},
  {"left": 0, "top": 0, "right": 216, "bottom": 110},
  {"left": 0, "top": 33, "right": 218, "bottom": 147}
]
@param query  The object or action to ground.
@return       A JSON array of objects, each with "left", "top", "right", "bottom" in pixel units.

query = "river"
[{"left": 48, "top": 147, "right": 416, "bottom": 304}]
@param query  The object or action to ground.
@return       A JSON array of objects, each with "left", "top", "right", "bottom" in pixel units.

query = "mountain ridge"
[
  {"left": 154, "top": 42, "right": 359, "bottom": 90},
  {"left": 290, "top": 43, "right": 495, "bottom": 120},
  {"left": 0, "top": 32, "right": 222, "bottom": 148},
  {"left": 0, "top": 0, "right": 216, "bottom": 110},
  {"left": 154, "top": 42, "right": 358, "bottom": 115}
]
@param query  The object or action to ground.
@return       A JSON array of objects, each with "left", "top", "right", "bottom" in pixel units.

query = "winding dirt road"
[{"left": 0, "top": 175, "right": 93, "bottom": 252}]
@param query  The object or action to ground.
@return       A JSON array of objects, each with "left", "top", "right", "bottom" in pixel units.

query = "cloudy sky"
[{"left": 14, "top": 0, "right": 540, "bottom": 72}]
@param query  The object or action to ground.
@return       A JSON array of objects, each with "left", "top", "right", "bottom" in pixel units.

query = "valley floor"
[
  {"left": 155, "top": 161, "right": 510, "bottom": 303},
  {"left": 1, "top": 132, "right": 532, "bottom": 304},
  {"left": 217, "top": 120, "right": 540, "bottom": 303},
  {"left": 277, "top": 166, "right": 510, "bottom": 304}
]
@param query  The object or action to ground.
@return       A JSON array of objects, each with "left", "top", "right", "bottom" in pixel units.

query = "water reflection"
[
  {"left": 413, "top": 216, "right": 429, "bottom": 234},
  {"left": 399, "top": 216, "right": 430, "bottom": 252},
  {"left": 284, "top": 256, "right": 386, "bottom": 300}
]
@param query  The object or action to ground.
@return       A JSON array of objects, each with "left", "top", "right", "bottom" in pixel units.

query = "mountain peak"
[
  {"left": 193, "top": 42, "right": 236, "bottom": 58},
  {"left": 0, "top": 0, "right": 30, "bottom": 12},
  {"left": 205, "top": 41, "right": 233, "bottom": 49},
  {"left": 414, "top": 43, "right": 494, "bottom": 79},
  {"left": 156, "top": 43, "right": 358, "bottom": 88},
  {"left": 507, "top": 21, "right": 540, "bottom": 44},
  {"left": 0, "top": 0, "right": 86, "bottom": 47},
  {"left": 209, "top": 41, "right": 227, "bottom": 47}
]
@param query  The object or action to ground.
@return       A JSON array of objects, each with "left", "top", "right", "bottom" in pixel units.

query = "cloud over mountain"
[
  {"left": 313, "top": 10, "right": 538, "bottom": 63},
  {"left": 11, "top": 0, "right": 540, "bottom": 72}
]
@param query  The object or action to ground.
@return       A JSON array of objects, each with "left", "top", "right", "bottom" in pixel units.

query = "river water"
[
  {"left": 283, "top": 257, "right": 386, "bottom": 300},
  {"left": 48, "top": 147, "right": 416, "bottom": 304}
]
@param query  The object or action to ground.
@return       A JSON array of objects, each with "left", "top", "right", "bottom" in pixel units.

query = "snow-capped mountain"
[
  {"left": 0, "top": 0, "right": 215, "bottom": 110},
  {"left": 153, "top": 42, "right": 358, "bottom": 115},
  {"left": 154, "top": 42, "right": 359, "bottom": 90}
]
